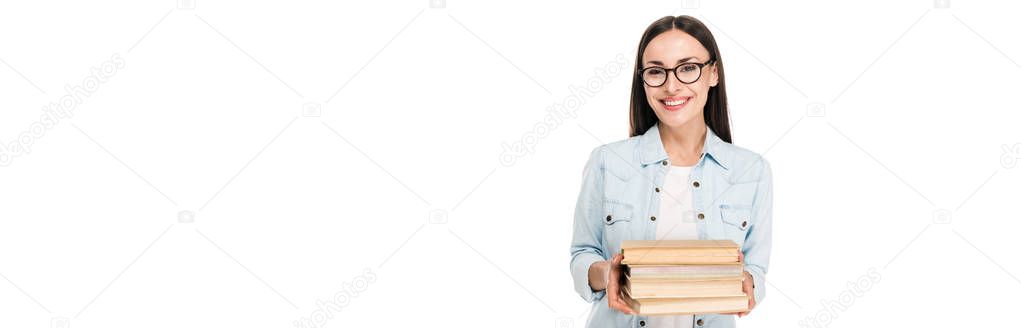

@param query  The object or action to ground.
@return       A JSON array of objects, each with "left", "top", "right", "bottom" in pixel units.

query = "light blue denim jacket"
[{"left": 569, "top": 123, "right": 773, "bottom": 328}]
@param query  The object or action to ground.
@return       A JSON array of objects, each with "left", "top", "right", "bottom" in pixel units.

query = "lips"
[{"left": 660, "top": 96, "right": 692, "bottom": 111}]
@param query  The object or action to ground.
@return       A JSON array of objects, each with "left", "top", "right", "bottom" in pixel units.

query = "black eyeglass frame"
[{"left": 638, "top": 59, "right": 715, "bottom": 87}]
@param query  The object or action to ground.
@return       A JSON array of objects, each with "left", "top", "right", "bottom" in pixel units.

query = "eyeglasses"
[{"left": 638, "top": 60, "right": 714, "bottom": 87}]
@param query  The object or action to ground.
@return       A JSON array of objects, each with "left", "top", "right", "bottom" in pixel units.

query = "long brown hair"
[{"left": 628, "top": 15, "right": 732, "bottom": 143}]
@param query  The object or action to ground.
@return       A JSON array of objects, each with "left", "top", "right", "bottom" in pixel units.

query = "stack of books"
[{"left": 621, "top": 240, "right": 748, "bottom": 315}]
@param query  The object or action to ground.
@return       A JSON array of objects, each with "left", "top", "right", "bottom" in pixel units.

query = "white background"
[{"left": 2, "top": 0, "right": 1020, "bottom": 327}]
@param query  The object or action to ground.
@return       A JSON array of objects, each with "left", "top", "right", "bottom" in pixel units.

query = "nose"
[{"left": 663, "top": 71, "right": 684, "bottom": 94}]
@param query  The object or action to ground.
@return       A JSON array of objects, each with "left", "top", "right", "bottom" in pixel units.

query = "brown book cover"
[
  {"left": 622, "top": 240, "right": 741, "bottom": 265},
  {"left": 627, "top": 295, "right": 749, "bottom": 315}
]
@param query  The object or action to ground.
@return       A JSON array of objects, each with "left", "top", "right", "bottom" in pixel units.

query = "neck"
[{"left": 658, "top": 120, "right": 707, "bottom": 166}]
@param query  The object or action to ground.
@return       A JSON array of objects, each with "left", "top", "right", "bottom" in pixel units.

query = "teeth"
[{"left": 664, "top": 98, "right": 688, "bottom": 106}]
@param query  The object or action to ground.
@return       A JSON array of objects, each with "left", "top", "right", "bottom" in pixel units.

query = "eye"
[
  {"left": 646, "top": 68, "right": 665, "bottom": 75},
  {"left": 679, "top": 64, "right": 698, "bottom": 73}
]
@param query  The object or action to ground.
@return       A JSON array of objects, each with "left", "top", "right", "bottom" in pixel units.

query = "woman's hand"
[
  {"left": 606, "top": 253, "right": 637, "bottom": 315},
  {"left": 736, "top": 270, "right": 755, "bottom": 317},
  {"left": 735, "top": 252, "right": 755, "bottom": 317}
]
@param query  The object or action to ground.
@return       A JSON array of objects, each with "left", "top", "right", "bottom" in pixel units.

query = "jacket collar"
[{"left": 638, "top": 123, "right": 729, "bottom": 170}]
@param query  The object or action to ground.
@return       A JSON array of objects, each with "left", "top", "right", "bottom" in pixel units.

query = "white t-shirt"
[{"left": 648, "top": 165, "right": 697, "bottom": 328}]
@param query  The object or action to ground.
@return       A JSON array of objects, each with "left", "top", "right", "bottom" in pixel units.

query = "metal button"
[
  {"left": 697, "top": 213, "right": 705, "bottom": 220},
  {"left": 696, "top": 318, "right": 704, "bottom": 326},
  {"left": 692, "top": 180, "right": 700, "bottom": 188},
  {"left": 661, "top": 160, "right": 668, "bottom": 166},
  {"left": 639, "top": 320, "right": 646, "bottom": 327},
  {"left": 655, "top": 187, "right": 660, "bottom": 193},
  {"left": 606, "top": 215, "right": 612, "bottom": 222},
  {"left": 650, "top": 216, "right": 656, "bottom": 222},
  {"left": 742, "top": 221, "right": 748, "bottom": 228}
]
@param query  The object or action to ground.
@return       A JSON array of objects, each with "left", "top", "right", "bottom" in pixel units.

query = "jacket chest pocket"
[
  {"left": 603, "top": 200, "right": 634, "bottom": 254},
  {"left": 719, "top": 205, "right": 751, "bottom": 247}
]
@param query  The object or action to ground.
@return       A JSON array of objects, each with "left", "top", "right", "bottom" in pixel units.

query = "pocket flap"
[
  {"left": 603, "top": 200, "right": 634, "bottom": 225},
  {"left": 720, "top": 205, "right": 751, "bottom": 231}
]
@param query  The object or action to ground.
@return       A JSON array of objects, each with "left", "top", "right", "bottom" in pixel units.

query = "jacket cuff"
[
  {"left": 572, "top": 252, "right": 607, "bottom": 303},
  {"left": 746, "top": 266, "right": 766, "bottom": 304}
]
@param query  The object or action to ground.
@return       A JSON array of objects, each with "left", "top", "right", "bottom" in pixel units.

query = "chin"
[{"left": 653, "top": 108, "right": 701, "bottom": 128}]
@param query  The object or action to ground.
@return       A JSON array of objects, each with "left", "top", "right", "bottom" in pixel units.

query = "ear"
[{"left": 708, "top": 64, "right": 719, "bottom": 87}]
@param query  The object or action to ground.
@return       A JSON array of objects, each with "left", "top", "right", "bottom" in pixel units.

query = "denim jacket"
[{"left": 569, "top": 123, "right": 773, "bottom": 328}]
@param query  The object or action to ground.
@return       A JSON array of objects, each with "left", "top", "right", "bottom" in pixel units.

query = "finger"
[
  {"left": 616, "top": 297, "right": 633, "bottom": 314},
  {"left": 615, "top": 296, "right": 634, "bottom": 314},
  {"left": 747, "top": 284, "right": 756, "bottom": 309},
  {"left": 608, "top": 300, "right": 619, "bottom": 309},
  {"left": 612, "top": 293, "right": 626, "bottom": 305},
  {"left": 611, "top": 300, "right": 632, "bottom": 314}
]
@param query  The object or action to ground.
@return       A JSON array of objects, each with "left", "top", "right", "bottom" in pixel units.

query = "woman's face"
[{"left": 642, "top": 29, "right": 718, "bottom": 130}]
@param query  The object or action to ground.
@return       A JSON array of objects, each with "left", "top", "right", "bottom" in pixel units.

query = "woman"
[{"left": 569, "top": 15, "right": 773, "bottom": 328}]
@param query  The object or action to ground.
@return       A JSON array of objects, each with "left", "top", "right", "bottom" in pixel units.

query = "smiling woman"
[
  {"left": 630, "top": 17, "right": 730, "bottom": 143},
  {"left": 569, "top": 15, "right": 773, "bottom": 328}
]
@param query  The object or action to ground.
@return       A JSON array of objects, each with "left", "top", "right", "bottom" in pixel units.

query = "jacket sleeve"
[
  {"left": 569, "top": 145, "right": 607, "bottom": 303},
  {"left": 743, "top": 157, "right": 773, "bottom": 304}
]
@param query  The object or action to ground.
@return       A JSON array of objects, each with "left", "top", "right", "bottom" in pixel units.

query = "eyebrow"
[{"left": 646, "top": 56, "right": 699, "bottom": 66}]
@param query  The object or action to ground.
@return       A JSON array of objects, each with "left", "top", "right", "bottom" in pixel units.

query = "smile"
[{"left": 660, "top": 97, "right": 691, "bottom": 111}]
